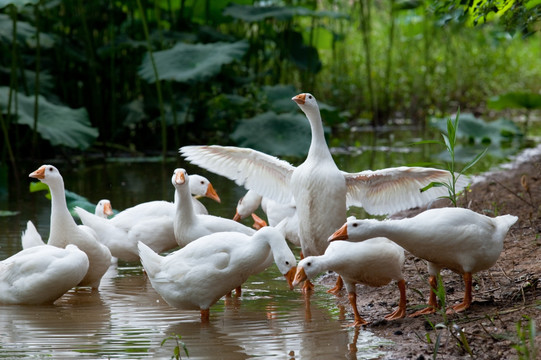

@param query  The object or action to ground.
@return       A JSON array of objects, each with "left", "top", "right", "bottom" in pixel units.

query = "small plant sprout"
[
  {"left": 512, "top": 316, "right": 538, "bottom": 360},
  {"left": 161, "top": 333, "right": 189, "bottom": 360},
  {"left": 415, "top": 109, "right": 488, "bottom": 207}
]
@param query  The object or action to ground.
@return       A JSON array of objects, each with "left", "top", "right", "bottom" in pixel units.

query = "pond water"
[{"left": 0, "top": 125, "right": 527, "bottom": 359}]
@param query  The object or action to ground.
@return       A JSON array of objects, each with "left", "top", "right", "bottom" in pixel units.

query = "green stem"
[
  {"left": 137, "top": 0, "right": 167, "bottom": 160},
  {"left": 32, "top": 3, "right": 41, "bottom": 156},
  {"left": 359, "top": 0, "right": 378, "bottom": 126}
]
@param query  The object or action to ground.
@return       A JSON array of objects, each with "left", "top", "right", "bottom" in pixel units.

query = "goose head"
[
  {"left": 292, "top": 93, "right": 320, "bottom": 117},
  {"left": 255, "top": 226, "right": 297, "bottom": 289},
  {"left": 29, "top": 164, "right": 62, "bottom": 185},
  {"left": 96, "top": 199, "right": 114, "bottom": 218},
  {"left": 292, "top": 256, "right": 318, "bottom": 287},
  {"left": 189, "top": 174, "right": 221, "bottom": 203},
  {"left": 171, "top": 168, "right": 188, "bottom": 189},
  {"left": 328, "top": 216, "right": 377, "bottom": 242}
]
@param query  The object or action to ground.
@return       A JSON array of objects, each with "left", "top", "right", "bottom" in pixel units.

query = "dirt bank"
[{"left": 318, "top": 145, "right": 541, "bottom": 359}]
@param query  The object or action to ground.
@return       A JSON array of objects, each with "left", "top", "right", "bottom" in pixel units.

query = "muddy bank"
[{"left": 317, "top": 144, "right": 541, "bottom": 359}]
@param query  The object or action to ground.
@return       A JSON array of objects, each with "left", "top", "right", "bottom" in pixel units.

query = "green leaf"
[
  {"left": 420, "top": 181, "right": 450, "bottom": 193},
  {"left": 461, "top": 147, "right": 488, "bottom": 174},
  {"left": 138, "top": 41, "right": 248, "bottom": 83},
  {"left": 231, "top": 111, "right": 311, "bottom": 157},
  {"left": 0, "top": 0, "right": 38, "bottom": 10},
  {"left": 430, "top": 113, "right": 522, "bottom": 145},
  {"left": 262, "top": 85, "right": 299, "bottom": 113},
  {"left": 223, "top": 4, "right": 310, "bottom": 21},
  {"left": 29, "top": 181, "right": 51, "bottom": 199},
  {"left": 488, "top": 92, "right": 541, "bottom": 110},
  {"left": 0, "top": 87, "right": 98, "bottom": 150},
  {"left": 0, "top": 210, "right": 19, "bottom": 217}
]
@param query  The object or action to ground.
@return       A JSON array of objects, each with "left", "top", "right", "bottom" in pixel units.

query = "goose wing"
[
  {"left": 344, "top": 167, "right": 469, "bottom": 215},
  {"left": 180, "top": 145, "right": 296, "bottom": 204}
]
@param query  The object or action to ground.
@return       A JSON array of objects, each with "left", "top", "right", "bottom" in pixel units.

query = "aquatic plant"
[{"left": 161, "top": 333, "right": 189, "bottom": 360}]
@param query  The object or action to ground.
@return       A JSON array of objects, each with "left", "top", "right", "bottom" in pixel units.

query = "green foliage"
[
  {"left": 512, "top": 316, "right": 538, "bottom": 359},
  {"left": 0, "top": 87, "right": 98, "bottom": 149},
  {"left": 488, "top": 92, "right": 541, "bottom": 110},
  {"left": 0, "top": 0, "right": 539, "bottom": 162},
  {"left": 416, "top": 111, "right": 488, "bottom": 207},
  {"left": 429, "top": 113, "right": 522, "bottom": 146},
  {"left": 161, "top": 333, "right": 188, "bottom": 360},
  {"left": 231, "top": 111, "right": 311, "bottom": 157},
  {"left": 138, "top": 41, "right": 249, "bottom": 83},
  {"left": 0, "top": 0, "right": 37, "bottom": 10}
]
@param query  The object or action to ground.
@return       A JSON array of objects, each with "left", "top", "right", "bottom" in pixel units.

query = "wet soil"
[{"left": 318, "top": 145, "right": 541, "bottom": 359}]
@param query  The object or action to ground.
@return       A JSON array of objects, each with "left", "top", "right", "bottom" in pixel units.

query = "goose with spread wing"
[{"left": 180, "top": 93, "right": 468, "bottom": 293}]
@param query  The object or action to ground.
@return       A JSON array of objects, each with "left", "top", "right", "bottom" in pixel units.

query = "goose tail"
[
  {"left": 21, "top": 220, "right": 45, "bottom": 249},
  {"left": 137, "top": 241, "right": 163, "bottom": 278},
  {"left": 496, "top": 214, "right": 519, "bottom": 231}
]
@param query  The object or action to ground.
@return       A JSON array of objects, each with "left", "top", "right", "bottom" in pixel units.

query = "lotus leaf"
[
  {"left": 231, "top": 111, "right": 312, "bottom": 157},
  {"left": 488, "top": 92, "right": 541, "bottom": 110},
  {"left": 138, "top": 41, "right": 248, "bottom": 83},
  {"left": 429, "top": 113, "right": 521, "bottom": 145},
  {"left": 0, "top": 87, "right": 98, "bottom": 149},
  {"left": 0, "top": 0, "right": 38, "bottom": 10}
]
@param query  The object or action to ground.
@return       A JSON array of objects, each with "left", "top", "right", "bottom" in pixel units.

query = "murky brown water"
[{"left": 0, "top": 160, "right": 393, "bottom": 359}]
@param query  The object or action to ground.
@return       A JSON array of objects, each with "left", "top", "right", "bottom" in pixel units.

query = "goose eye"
[
  {"left": 353, "top": 223, "right": 358, "bottom": 227},
  {"left": 285, "top": 261, "right": 290, "bottom": 266},
  {"left": 49, "top": 167, "right": 54, "bottom": 172},
  {"left": 308, "top": 95, "right": 313, "bottom": 99},
  {"left": 307, "top": 262, "right": 311, "bottom": 267},
  {"left": 200, "top": 181, "right": 205, "bottom": 185}
]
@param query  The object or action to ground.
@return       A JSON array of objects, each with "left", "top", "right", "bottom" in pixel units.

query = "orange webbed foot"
[
  {"left": 384, "top": 307, "right": 406, "bottom": 321},
  {"left": 409, "top": 306, "right": 437, "bottom": 317}
]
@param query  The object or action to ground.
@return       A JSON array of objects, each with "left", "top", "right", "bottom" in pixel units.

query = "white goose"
[
  {"left": 22, "top": 200, "right": 113, "bottom": 250},
  {"left": 293, "top": 238, "right": 406, "bottom": 326},
  {"left": 0, "top": 244, "right": 89, "bottom": 305},
  {"left": 330, "top": 208, "right": 518, "bottom": 315},
  {"left": 29, "top": 165, "right": 112, "bottom": 289},
  {"left": 138, "top": 226, "right": 297, "bottom": 321},
  {"left": 233, "top": 189, "right": 301, "bottom": 248},
  {"left": 171, "top": 168, "right": 255, "bottom": 247},
  {"left": 180, "top": 93, "right": 468, "bottom": 292},
  {"left": 109, "top": 174, "right": 220, "bottom": 232},
  {"left": 75, "top": 174, "right": 221, "bottom": 262}
]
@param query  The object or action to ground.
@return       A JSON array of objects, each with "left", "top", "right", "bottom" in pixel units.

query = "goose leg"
[
  {"left": 384, "top": 279, "right": 407, "bottom": 320},
  {"left": 200, "top": 309, "right": 210, "bottom": 323},
  {"left": 327, "top": 275, "right": 344, "bottom": 295},
  {"left": 448, "top": 272, "right": 472, "bottom": 313},
  {"left": 409, "top": 275, "right": 439, "bottom": 317},
  {"left": 235, "top": 286, "right": 242, "bottom": 297},
  {"left": 348, "top": 292, "right": 368, "bottom": 327},
  {"left": 302, "top": 279, "right": 314, "bottom": 294},
  {"left": 251, "top": 213, "right": 267, "bottom": 230}
]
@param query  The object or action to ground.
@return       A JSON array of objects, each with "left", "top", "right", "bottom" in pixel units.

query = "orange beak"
[
  {"left": 292, "top": 266, "right": 308, "bottom": 287},
  {"left": 292, "top": 93, "right": 306, "bottom": 105},
  {"left": 251, "top": 213, "right": 267, "bottom": 230},
  {"left": 205, "top": 183, "right": 221, "bottom": 203},
  {"left": 103, "top": 202, "right": 114, "bottom": 217},
  {"left": 328, "top": 223, "right": 348, "bottom": 242},
  {"left": 284, "top": 267, "right": 297, "bottom": 290},
  {"left": 29, "top": 166, "right": 46, "bottom": 180},
  {"left": 175, "top": 170, "right": 185, "bottom": 185},
  {"left": 233, "top": 211, "right": 242, "bottom": 222}
]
